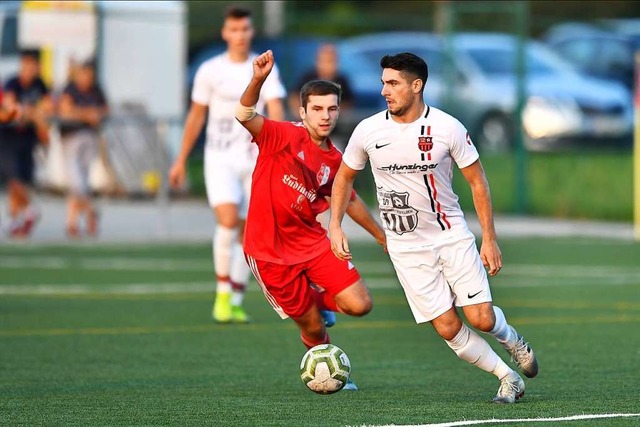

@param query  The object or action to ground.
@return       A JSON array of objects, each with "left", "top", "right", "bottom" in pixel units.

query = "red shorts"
[{"left": 245, "top": 246, "right": 361, "bottom": 319}]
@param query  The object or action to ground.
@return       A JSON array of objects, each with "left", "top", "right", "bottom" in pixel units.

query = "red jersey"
[{"left": 244, "top": 118, "right": 353, "bottom": 265}]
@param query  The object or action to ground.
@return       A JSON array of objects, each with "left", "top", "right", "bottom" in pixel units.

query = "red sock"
[
  {"left": 301, "top": 331, "right": 330, "bottom": 350},
  {"left": 312, "top": 289, "right": 339, "bottom": 312}
]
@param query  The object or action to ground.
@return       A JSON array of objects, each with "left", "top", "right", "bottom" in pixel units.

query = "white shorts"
[
  {"left": 204, "top": 148, "right": 255, "bottom": 217},
  {"left": 388, "top": 231, "right": 492, "bottom": 324}
]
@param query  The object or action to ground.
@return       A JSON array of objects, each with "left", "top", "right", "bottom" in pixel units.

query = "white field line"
[
  {"left": 0, "top": 282, "right": 215, "bottom": 295},
  {"left": 1, "top": 256, "right": 640, "bottom": 278},
  {"left": 371, "top": 412, "right": 640, "bottom": 427}
]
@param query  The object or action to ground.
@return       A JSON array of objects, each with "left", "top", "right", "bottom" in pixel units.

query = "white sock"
[
  {"left": 214, "top": 225, "right": 236, "bottom": 294},
  {"left": 446, "top": 323, "right": 513, "bottom": 380},
  {"left": 488, "top": 306, "right": 516, "bottom": 346},
  {"left": 230, "top": 242, "right": 249, "bottom": 306}
]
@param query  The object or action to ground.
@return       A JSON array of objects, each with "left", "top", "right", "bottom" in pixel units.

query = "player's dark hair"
[
  {"left": 299, "top": 80, "right": 342, "bottom": 110},
  {"left": 224, "top": 6, "right": 252, "bottom": 20},
  {"left": 20, "top": 49, "right": 40, "bottom": 61},
  {"left": 380, "top": 52, "right": 429, "bottom": 93}
]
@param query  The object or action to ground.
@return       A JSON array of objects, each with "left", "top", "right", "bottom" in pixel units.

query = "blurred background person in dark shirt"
[
  {"left": 288, "top": 43, "right": 354, "bottom": 118},
  {"left": 0, "top": 49, "right": 53, "bottom": 238},
  {"left": 57, "top": 59, "right": 109, "bottom": 238}
]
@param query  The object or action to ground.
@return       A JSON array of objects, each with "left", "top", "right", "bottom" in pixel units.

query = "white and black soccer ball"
[{"left": 300, "top": 344, "right": 351, "bottom": 394}]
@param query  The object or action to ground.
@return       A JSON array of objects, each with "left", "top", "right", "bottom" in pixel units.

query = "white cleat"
[
  {"left": 492, "top": 372, "right": 525, "bottom": 404},
  {"left": 502, "top": 326, "right": 539, "bottom": 378}
]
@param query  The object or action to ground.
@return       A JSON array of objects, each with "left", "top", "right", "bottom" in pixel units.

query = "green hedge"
[
  {"left": 453, "top": 151, "right": 633, "bottom": 221},
  {"left": 186, "top": 151, "right": 634, "bottom": 222}
]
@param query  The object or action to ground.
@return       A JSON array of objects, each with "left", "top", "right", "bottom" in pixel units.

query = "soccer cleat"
[
  {"left": 231, "top": 305, "right": 251, "bottom": 323},
  {"left": 342, "top": 378, "right": 358, "bottom": 391},
  {"left": 492, "top": 372, "right": 525, "bottom": 404},
  {"left": 18, "top": 209, "right": 40, "bottom": 238},
  {"left": 212, "top": 292, "right": 232, "bottom": 323},
  {"left": 8, "top": 219, "right": 25, "bottom": 238},
  {"left": 502, "top": 326, "right": 539, "bottom": 378},
  {"left": 320, "top": 310, "right": 336, "bottom": 328}
]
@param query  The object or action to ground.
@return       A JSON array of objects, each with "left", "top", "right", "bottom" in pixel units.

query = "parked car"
[
  {"left": 543, "top": 22, "right": 640, "bottom": 91},
  {"left": 335, "top": 32, "right": 633, "bottom": 152}
]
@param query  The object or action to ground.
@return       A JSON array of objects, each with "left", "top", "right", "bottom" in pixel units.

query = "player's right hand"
[
  {"left": 168, "top": 162, "right": 186, "bottom": 189},
  {"left": 252, "top": 50, "right": 275, "bottom": 81},
  {"left": 330, "top": 227, "right": 352, "bottom": 261}
]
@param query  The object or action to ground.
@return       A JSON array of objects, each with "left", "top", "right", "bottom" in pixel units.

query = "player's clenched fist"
[{"left": 252, "top": 50, "right": 275, "bottom": 81}]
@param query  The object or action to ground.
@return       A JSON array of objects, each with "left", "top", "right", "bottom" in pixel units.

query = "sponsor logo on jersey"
[
  {"left": 378, "top": 163, "right": 438, "bottom": 174},
  {"left": 316, "top": 163, "right": 330, "bottom": 186},
  {"left": 375, "top": 142, "right": 392, "bottom": 149},
  {"left": 378, "top": 190, "right": 418, "bottom": 235},
  {"left": 466, "top": 132, "right": 473, "bottom": 146},
  {"left": 282, "top": 174, "right": 317, "bottom": 202},
  {"left": 418, "top": 136, "right": 433, "bottom": 152}
]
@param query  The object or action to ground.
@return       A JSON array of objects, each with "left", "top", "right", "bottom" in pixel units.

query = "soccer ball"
[{"left": 300, "top": 344, "right": 351, "bottom": 394}]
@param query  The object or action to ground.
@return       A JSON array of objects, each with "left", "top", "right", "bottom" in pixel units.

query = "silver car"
[{"left": 336, "top": 32, "right": 633, "bottom": 152}]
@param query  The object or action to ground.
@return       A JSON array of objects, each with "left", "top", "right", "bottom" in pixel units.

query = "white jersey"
[
  {"left": 343, "top": 105, "right": 480, "bottom": 250},
  {"left": 191, "top": 52, "right": 286, "bottom": 158}
]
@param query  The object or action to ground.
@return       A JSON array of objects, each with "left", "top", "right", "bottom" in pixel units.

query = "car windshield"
[{"left": 462, "top": 44, "right": 575, "bottom": 76}]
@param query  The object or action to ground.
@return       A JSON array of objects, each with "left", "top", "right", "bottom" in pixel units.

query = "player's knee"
[
  {"left": 468, "top": 311, "right": 495, "bottom": 332},
  {"left": 340, "top": 295, "right": 372, "bottom": 317}
]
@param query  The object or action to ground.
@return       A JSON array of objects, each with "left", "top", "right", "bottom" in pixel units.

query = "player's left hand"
[
  {"left": 252, "top": 50, "right": 275, "bottom": 81},
  {"left": 480, "top": 239, "right": 502, "bottom": 276},
  {"left": 329, "top": 226, "right": 352, "bottom": 261}
]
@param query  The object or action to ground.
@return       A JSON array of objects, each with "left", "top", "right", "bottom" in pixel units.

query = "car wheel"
[{"left": 476, "top": 113, "right": 513, "bottom": 153}]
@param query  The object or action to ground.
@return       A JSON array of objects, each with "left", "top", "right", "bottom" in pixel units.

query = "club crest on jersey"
[
  {"left": 418, "top": 136, "right": 433, "bottom": 152},
  {"left": 316, "top": 163, "right": 330, "bottom": 186},
  {"left": 378, "top": 190, "right": 418, "bottom": 235}
]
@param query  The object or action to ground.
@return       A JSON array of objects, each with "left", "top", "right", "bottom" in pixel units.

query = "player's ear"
[
  {"left": 412, "top": 78, "right": 423, "bottom": 94},
  {"left": 298, "top": 106, "right": 306, "bottom": 120}
]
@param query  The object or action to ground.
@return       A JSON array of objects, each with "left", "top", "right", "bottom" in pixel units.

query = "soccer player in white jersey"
[
  {"left": 169, "top": 7, "right": 286, "bottom": 323},
  {"left": 329, "top": 52, "right": 538, "bottom": 403}
]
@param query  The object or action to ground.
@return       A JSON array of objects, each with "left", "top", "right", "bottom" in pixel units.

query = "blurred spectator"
[
  {"left": 0, "top": 84, "right": 19, "bottom": 122},
  {"left": 0, "top": 49, "right": 52, "bottom": 238},
  {"left": 57, "top": 59, "right": 109, "bottom": 238},
  {"left": 288, "top": 43, "right": 354, "bottom": 118}
]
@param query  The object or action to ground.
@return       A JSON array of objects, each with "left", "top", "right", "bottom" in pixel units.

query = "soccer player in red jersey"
[{"left": 235, "top": 50, "right": 386, "bottom": 390}]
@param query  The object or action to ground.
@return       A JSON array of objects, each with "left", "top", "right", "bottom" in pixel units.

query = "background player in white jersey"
[
  {"left": 329, "top": 53, "right": 538, "bottom": 403},
  {"left": 169, "top": 7, "right": 286, "bottom": 323}
]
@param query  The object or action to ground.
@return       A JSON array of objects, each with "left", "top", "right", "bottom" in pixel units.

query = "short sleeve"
[
  {"left": 337, "top": 75, "right": 354, "bottom": 103},
  {"left": 253, "top": 118, "right": 295, "bottom": 155},
  {"left": 261, "top": 62, "right": 287, "bottom": 103},
  {"left": 37, "top": 78, "right": 50, "bottom": 96},
  {"left": 450, "top": 120, "right": 479, "bottom": 169},
  {"left": 342, "top": 122, "right": 369, "bottom": 171},
  {"left": 4, "top": 78, "right": 19, "bottom": 94},
  {"left": 191, "top": 62, "right": 212, "bottom": 106}
]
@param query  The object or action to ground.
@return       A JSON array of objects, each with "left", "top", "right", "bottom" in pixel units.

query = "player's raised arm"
[
  {"left": 329, "top": 161, "right": 360, "bottom": 260},
  {"left": 235, "top": 50, "right": 275, "bottom": 137}
]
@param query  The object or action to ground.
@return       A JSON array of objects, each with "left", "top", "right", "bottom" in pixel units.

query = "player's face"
[
  {"left": 380, "top": 68, "right": 422, "bottom": 117},
  {"left": 222, "top": 17, "right": 254, "bottom": 53},
  {"left": 19, "top": 57, "right": 40, "bottom": 83},
  {"left": 300, "top": 94, "right": 340, "bottom": 143}
]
